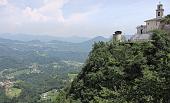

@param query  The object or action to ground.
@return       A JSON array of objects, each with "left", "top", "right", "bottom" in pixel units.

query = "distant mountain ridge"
[
  {"left": 0, "top": 33, "right": 91, "bottom": 43},
  {"left": 0, "top": 36, "right": 110, "bottom": 64}
]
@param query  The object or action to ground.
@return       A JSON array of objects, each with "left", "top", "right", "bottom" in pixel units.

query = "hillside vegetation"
[{"left": 68, "top": 29, "right": 170, "bottom": 103}]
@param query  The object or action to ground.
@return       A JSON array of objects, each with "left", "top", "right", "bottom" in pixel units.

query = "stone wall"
[{"left": 163, "top": 25, "right": 170, "bottom": 32}]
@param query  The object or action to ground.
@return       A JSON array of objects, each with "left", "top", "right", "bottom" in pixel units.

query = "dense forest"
[
  {"left": 43, "top": 28, "right": 170, "bottom": 103},
  {"left": 67, "top": 15, "right": 170, "bottom": 103}
]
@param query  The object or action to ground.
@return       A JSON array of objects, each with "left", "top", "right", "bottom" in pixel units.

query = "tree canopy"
[{"left": 68, "top": 30, "right": 170, "bottom": 103}]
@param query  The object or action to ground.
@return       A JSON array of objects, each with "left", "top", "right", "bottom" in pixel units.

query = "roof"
[
  {"left": 113, "top": 31, "right": 122, "bottom": 35},
  {"left": 145, "top": 18, "right": 162, "bottom": 22}
]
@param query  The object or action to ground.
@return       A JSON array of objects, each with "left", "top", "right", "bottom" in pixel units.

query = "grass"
[
  {"left": 41, "top": 89, "right": 59, "bottom": 101},
  {"left": 68, "top": 73, "right": 78, "bottom": 81},
  {"left": 6, "top": 87, "right": 22, "bottom": 98},
  {"left": 6, "top": 69, "right": 31, "bottom": 77}
]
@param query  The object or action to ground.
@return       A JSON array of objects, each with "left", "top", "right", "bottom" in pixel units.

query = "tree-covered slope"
[{"left": 68, "top": 30, "right": 170, "bottom": 103}]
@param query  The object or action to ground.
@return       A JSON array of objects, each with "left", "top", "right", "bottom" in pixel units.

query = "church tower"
[{"left": 156, "top": 3, "right": 164, "bottom": 18}]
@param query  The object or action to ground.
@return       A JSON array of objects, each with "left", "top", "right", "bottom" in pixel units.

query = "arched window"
[
  {"left": 158, "top": 12, "right": 161, "bottom": 16},
  {"left": 141, "top": 29, "right": 143, "bottom": 34}
]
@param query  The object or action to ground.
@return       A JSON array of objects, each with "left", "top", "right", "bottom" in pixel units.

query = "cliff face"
[{"left": 68, "top": 30, "right": 170, "bottom": 103}]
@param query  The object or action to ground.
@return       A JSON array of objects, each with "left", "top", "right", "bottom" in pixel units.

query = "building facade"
[
  {"left": 137, "top": 3, "right": 164, "bottom": 34},
  {"left": 136, "top": 25, "right": 147, "bottom": 34},
  {"left": 130, "top": 3, "right": 165, "bottom": 41}
]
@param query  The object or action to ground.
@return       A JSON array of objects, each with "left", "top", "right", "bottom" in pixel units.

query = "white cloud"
[
  {"left": 60, "top": 3, "right": 101, "bottom": 26},
  {"left": 65, "top": 7, "right": 99, "bottom": 25},
  {"left": 23, "top": 7, "right": 49, "bottom": 22},
  {"left": 0, "top": 0, "right": 101, "bottom": 36},
  {"left": 1, "top": 0, "right": 99, "bottom": 24},
  {"left": 22, "top": 0, "right": 69, "bottom": 22},
  {"left": 21, "top": 0, "right": 99, "bottom": 23},
  {"left": 0, "top": 0, "right": 8, "bottom": 6}
]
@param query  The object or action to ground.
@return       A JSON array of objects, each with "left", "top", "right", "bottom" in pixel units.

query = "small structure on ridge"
[{"left": 113, "top": 31, "right": 123, "bottom": 42}]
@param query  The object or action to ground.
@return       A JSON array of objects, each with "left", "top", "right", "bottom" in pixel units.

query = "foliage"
[
  {"left": 69, "top": 30, "right": 170, "bottom": 103},
  {"left": 5, "top": 88, "right": 22, "bottom": 98},
  {"left": 161, "top": 14, "right": 170, "bottom": 25}
]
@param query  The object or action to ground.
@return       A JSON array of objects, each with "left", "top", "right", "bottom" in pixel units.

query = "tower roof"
[{"left": 114, "top": 31, "right": 122, "bottom": 35}]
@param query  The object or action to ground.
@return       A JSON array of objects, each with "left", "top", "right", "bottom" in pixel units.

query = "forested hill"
[{"left": 68, "top": 29, "right": 170, "bottom": 103}]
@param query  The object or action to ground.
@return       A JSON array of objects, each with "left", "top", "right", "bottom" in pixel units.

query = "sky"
[{"left": 0, "top": 0, "right": 170, "bottom": 37}]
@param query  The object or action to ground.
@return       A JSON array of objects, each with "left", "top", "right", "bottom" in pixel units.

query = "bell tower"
[{"left": 156, "top": 2, "right": 164, "bottom": 18}]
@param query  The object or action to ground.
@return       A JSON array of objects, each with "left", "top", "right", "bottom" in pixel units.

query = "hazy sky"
[{"left": 0, "top": 0, "right": 169, "bottom": 37}]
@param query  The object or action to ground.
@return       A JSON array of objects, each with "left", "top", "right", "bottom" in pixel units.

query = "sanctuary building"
[
  {"left": 131, "top": 3, "right": 165, "bottom": 41},
  {"left": 137, "top": 3, "right": 164, "bottom": 34}
]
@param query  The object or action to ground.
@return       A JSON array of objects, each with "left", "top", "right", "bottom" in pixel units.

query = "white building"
[
  {"left": 138, "top": 3, "right": 164, "bottom": 34},
  {"left": 0, "top": 82, "right": 5, "bottom": 87},
  {"left": 131, "top": 3, "right": 164, "bottom": 41}
]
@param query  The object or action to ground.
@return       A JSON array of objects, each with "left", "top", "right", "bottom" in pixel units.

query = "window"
[
  {"left": 141, "top": 29, "right": 143, "bottom": 34},
  {"left": 158, "top": 12, "right": 161, "bottom": 16},
  {"left": 148, "top": 23, "right": 149, "bottom": 25}
]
